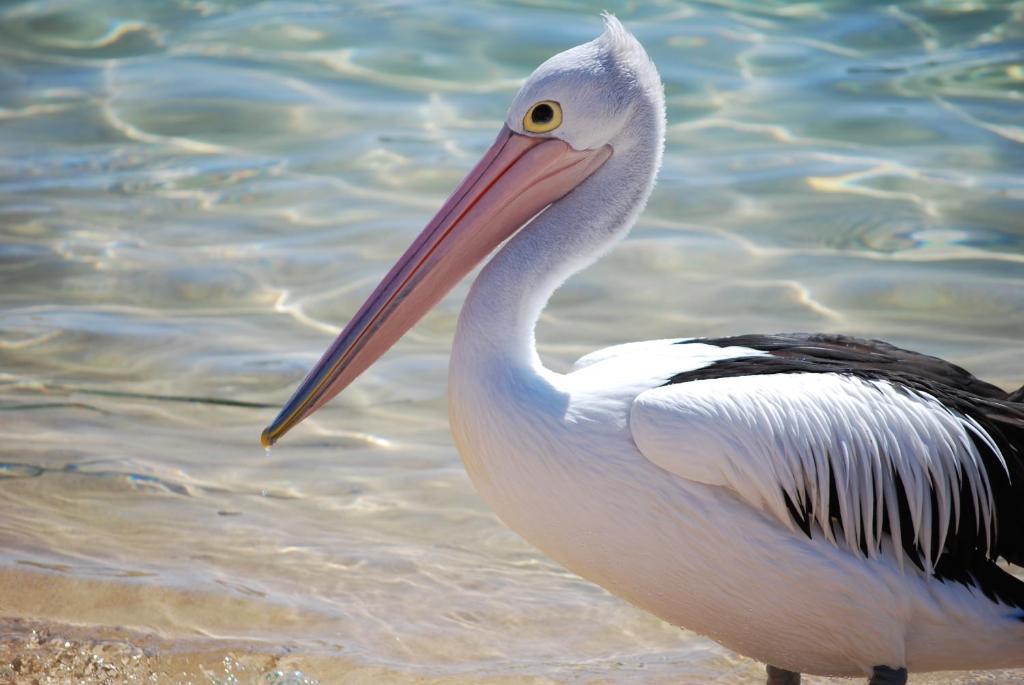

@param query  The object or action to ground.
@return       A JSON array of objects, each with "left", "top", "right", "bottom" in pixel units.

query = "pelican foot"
[
  {"left": 766, "top": 664, "right": 800, "bottom": 685},
  {"left": 868, "top": 665, "right": 907, "bottom": 685}
]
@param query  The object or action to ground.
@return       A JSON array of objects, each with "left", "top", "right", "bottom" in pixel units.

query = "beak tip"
[{"left": 260, "top": 427, "right": 275, "bottom": 449}]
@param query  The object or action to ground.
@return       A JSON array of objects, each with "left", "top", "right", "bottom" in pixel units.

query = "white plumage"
[
  {"left": 634, "top": 370, "right": 1003, "bottom": 571},
  {"left": 265, "top": 15, "right": 1024, "bottom": 684},
  {"left": 450, "top": 336, "right": 1024, "bottom": 679}
]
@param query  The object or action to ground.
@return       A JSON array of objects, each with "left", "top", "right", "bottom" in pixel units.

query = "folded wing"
[{"left": 630, "top": 337, "right": 1024, "bottom": 610}]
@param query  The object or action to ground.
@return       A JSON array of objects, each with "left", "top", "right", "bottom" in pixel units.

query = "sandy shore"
[{"left": 3, "top": 565, "right": 1023, "bottom": 685}]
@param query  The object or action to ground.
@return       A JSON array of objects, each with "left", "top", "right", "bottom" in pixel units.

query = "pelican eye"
[{"left": 523, "top": 100, "right": 562, "bottom": 133}]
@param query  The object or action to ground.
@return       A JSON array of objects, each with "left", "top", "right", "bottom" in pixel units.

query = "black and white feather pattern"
[{"left": 636, "top": 333, "right": 1024, "bottom": 612}]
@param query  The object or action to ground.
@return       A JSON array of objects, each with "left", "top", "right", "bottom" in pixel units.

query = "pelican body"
[{"left": 263, "top": 16, "right": 1024, "bottom": 684}]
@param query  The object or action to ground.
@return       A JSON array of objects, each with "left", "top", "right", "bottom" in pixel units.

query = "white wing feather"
[
  {"left": 630, "top": 372, "right": 1005, "bottom": 571},
  {"left": 572, "top": 338, "right": 691, "bottom": 371}
]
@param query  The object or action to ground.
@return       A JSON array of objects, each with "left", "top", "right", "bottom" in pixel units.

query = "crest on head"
[{"left": 506, "top": 13, "right": 665, "bottom": 152}]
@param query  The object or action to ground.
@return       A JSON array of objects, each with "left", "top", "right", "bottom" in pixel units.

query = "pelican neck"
[{"left": 451, "top": 137, "right": 661, "bottom": 377}]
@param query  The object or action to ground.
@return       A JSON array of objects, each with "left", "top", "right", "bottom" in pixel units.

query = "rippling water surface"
[{"left": 2, "top": 1, "right": 1023, "bottom": 683}]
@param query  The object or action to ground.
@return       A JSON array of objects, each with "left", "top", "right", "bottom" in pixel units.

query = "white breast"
[{"left": 448, "top": 339, "right": 1024, "bottom": 677}]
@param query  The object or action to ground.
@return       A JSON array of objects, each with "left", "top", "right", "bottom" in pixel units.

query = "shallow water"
[{"left": 1, "top": 0, "right": 1023, "bottom": 683}]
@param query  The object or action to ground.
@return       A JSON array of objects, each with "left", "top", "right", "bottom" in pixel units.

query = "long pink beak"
[{"left": 261, "top": 126, "right": 611, "bottom": 447}]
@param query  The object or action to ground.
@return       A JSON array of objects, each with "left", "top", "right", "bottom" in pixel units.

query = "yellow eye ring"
[{"left": 523, "top": 100, "right": 562, "bottom": 133}]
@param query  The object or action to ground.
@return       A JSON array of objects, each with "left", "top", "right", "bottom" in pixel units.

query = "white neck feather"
[{"left": 451, "top": 118, "right": 663, "bottom": 380}]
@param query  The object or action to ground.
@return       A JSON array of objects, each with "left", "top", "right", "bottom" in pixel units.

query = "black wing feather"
[{"left": 669, "top": 333, "right": 1024, "bottom": 614}]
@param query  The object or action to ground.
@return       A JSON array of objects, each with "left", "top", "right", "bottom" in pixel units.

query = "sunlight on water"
[{"left": 1, "top": 0, "right": 1022, "bottom": 683}]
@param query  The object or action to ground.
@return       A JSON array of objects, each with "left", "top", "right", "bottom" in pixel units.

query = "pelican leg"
[
  {"left": 868, "top": 666, "right": 907, "bottom": 685},
  {"left": 766, "top": 665, "right": 800, "bottom": 685}
]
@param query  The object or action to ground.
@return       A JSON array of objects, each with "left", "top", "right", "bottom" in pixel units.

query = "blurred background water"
[{"left": 1, "top": 0, "right": 1022, "bottom": 683}]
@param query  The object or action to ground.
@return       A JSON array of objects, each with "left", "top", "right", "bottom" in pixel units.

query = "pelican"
[{"left": 262, "top": 15, "right": 1024, "bottom": 684}]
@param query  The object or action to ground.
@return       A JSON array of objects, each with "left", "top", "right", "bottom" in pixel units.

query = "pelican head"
[
  {"left": 506, "top": 15, "right": 663, "bottom": 153},
  {"left": 262, "top": 14, "right": 664, "bottom": 446}
]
